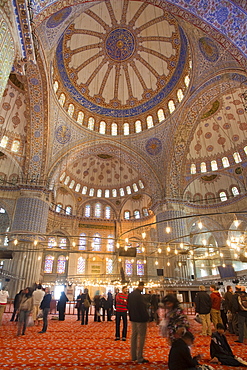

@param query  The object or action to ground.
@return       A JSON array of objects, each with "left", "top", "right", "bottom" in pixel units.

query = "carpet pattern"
[{"left": 0, "top": 313, "right": 247, "bottom": 369}]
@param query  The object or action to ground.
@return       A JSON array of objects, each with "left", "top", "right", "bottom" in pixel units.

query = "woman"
[
  {"left": 75, "top": 290, "right": 83, "bottom": 321},
  {"left": 39, "top": 287, "right": 51, "bottom": 333},
  {"left": 57, "top": 291, "right": 69, "bottom": 321},
  {"left": 162, "top": 294, "right": 189, "bottom": 344},
  {"left": 81, "top": 288, "right": 91, "bottom": 325},
  {"left": 94, "top": 293, "right": 101, "bottom": 322},
  {"left": 17, "top": 287, "right": 33, "bottom": 336}
]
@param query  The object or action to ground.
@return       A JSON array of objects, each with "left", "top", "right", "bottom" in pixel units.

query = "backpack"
[{"left": 238, "top": 294, "right": 247, "bottom": 311}]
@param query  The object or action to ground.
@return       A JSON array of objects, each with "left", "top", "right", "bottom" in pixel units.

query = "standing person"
[
  {"left": 224, "top": 285, "right": 234, "bottom": 333},
  {"left": 81, "top": 288, "right": 91, "bottom": 325},
  {"left": 10, "top": 289, "right": 22, "bottom": 322},
  {"left": 39, "top": 287, "right": 51, "bottom": 333},
  {"left": 75, "top": 290, "right": 83, "bottom": 321},
  {"left": 128, "top": 281, "right": 149, "bottom": 364},
  {"left": 57, "top": 291, "right": 69, "bottom": 321},
  {"left": 17, "top": 287, "right": 33, "bottom": 336},
  {"left": 210, "top": 284, "right": 222, "bottom": 329},
  {"left": 106, "top": 290, "right": 113, "bottom": 321},
  {"left": 194, "top": 285, "right": 212, "bottom": 336},
  {"left": 233, "top": 286, "right": 247, "bottom": 343},
  {"left": 232, "top": 285, "right": 241, "bottom": 335},
  {"left": 32, "top": 284, "right": 45, "bottom": 325},
  {"left": 115, "top": 285, "right": 128, "bottom": 341},
  {"left": 0, "top": 286, "right": 9, "bottom": 325},
  {"left": 94, "top": 293, "right": 101, "bottom": 322},
  {"left": 100, "top": 294, "right": 107, "bottom": 321}
]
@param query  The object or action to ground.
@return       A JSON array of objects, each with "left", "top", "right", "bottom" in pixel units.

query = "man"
[
  {"left": 210, "top": 284, "right": 222, "bottom": 329},
  {"left": 106, "top": 290, "right": 113, "bottom": 321},
  {"left": 128, "top": 282, "right": 149, "bottom": 364},
  {"left": 39, "top": 287, "right": 51, "bottom": 333},
  {"left": 32, "top": 284, "right": 45, "bottom": 325},
  {"left": 115, "top": 285, "right": 128, "bottom": 341},
  {"left": 224, "top": 285, "right": 234, "bottom": 333},
  {"left": 233, "top": 286, "right": 247, "bottom": 343},
  {"left": 231, "top": 285, "right": 241, "bottom": 335},
  {"left": 0, "top": 286, "right": 9, "bottom": 325},
  {"left": 194, "top": 285, "right": 212, "bottom": 336}
]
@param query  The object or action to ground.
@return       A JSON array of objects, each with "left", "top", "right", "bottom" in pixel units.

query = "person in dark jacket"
[
  {"left": 57, "top": 291, "right": 69, "bottom": 321},
  {"left": 10, "top": 290, "right": 22, "bottom": 322},
  {"left": 94, "top": 293, "right": 101, "bottom": 322},
  {"left": 39, "top": 287, "right": 51, "bottom": 333},
  {"left": 128, "top": 282, "right": 149, "bottom": 364},
  {"left": 232, "top": 286, "right": 247, "bottom": 343},
  {"left": 100, "top": 294, "right": 107, "bottom": 321},
  {"left": 75, "top": 290, "right": 83, "bottom": 321},
  {"left": 168, "top": 331, "right": 201, "bottom": 370},
  {"left": 231, "top": 285, "right": 241, "bottom": 335},
  {"left": 223, "top": 285, "right": 234, "bottom": 333},
  {"left": 81, "top": 288, "right": 91, "bottom": 325},
  {"left": 106, "top": 291, "right": 113, "bottom": 321},
  {"left": 194, "top": 285, "right": 212, "bottom": 336}
]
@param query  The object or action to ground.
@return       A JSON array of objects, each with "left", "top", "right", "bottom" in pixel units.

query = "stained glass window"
[
  {"left": 125, "top": 260, "right": 133, "bottom": 276},
  {"left": 105, "top": 189, "right": 110, "bottom": 198},
  {"left": 97, "top": 189, "right": 102, "bottom": 198},
  {"left": 95, "top": 203, "right": 101, "bottom": 217},
  {"left": 211, "top": 160, "right": 218, "bottom": 171},
  {"left": 0, "top": 136, "right": 8, "bottom": 148},
  {"left": 123, "top": 123, "right": 129, "bottom": 135},
  {"left": 233, "top": 152, "right": 242, "bottom": 163},
  {"left": 124, "top": 211, "right": 130, "bottom": 220},
  {"left": 244, "top": 146, "right": 247, "bottom": 155},
  {"left": 99, "top": 121, "right": 106, "bottom": 134},
  {"left": 219, "top": 191, "right": 227, "bottom": 202},
  {"left": 65, "top": 206, "right": 72, "bottom": 215},
  {"left": 56, "top": 204, "right": 62, "bottom": 213},
  {"left": 57, "top": 255, "right": 66, "bottom": 274},
  {"left": 184, "top": 75, "right": 190, "bottom": 87},
  {"left": 69, "top": 180, "right": 75, "bottom": 189},
  {"left": 79, "top": 233, "right": 87, "bottom": 250},
  {"left": 200, "top": 162, "right": 207, "bottom": 173},
  {"left": 138, "top": 180, "right": 144, "bottom": 189},
  {"left": 222, "top": 157, "right": 230, "bottom": 168},
  {"left": 135, "top": 120, "right": 142, "bottom": 133},
  {"left": 59, "top": 238, "right": 67, "bottom": 248},
  {"left": 82, "top": 186, "right": 87, "bottom": 195},
  {"left": 143, "top": 208, "right": 149, "bottom": 217},
  {"left": 112, "top": 189, "right": 117, "bottom": 197},
  {"left": 60, "top": 172, "right": 66, "bottom": 182},
  {"left": 64, "top": 176, "right": 70, "bottom": 185},
  {"left": 126, "top": 186, "right": 131, "bottom": 194},
  {"left": 190, "top": 164, "right": 196, "bottom": 174},
  {"left": 77, "top": 257, "right": 85, "bottom": 274},
  {"left": 68, "top": 103, "right": 74, "bottom": 117},
  {"left": 58, "top": 93, "right": 65, "bottom": 106},
  {"left": 77, "top": 111, "right": 84, "bottom": 125},
  {"left": 89, "top": 188, "right": 94, "bottom": 196},
  {"left": 137, "top": 260, "right": 144, "bottom": 276},
  {"left": 133, "top": 183, "right": 138, "bottom": 192},
  {"left": 177, "top": 89, "right": 184, "bottom": 102},
  {"left": 48, "top": 237, "right": 57, "bottom": 248},
  {"left": 107, "top": 235, "right": 114, "bottom": 252},
  {"left": 44, "top": 255, "right": 54, "bottom": 273},
  {"left": 92, "top": 233, "right": 101, "bottom": 251},
  {"left": 11, "top": 140, "right": 20, "bottom": 152},
  {"left": 88, "top": 117, "right": 95, "bottom": 130},
  {"left": 85, "top": 204, "right": 91, "bottom": 217},
  {"left": 111, "top": 123, "right": 118, "bottom": 136},
  {"left": 147, "top": 115, "right": 154, "bottom": 129},
  {"left": 53, "top": 81, "right": 58, "bottom": 93},
  {"left": 168, "top": 100, "right": 175, "bottom": 114},
  {"left": 75, "top": 184, "right": 80, "bottom": 192},
  {"left": 105, "top": 206, "right": 111, "bottom": 219},
  {"left": 157, "top": 109, "right": 165, "bottom": 122},
  {"left": 106, "top": 258, "right": 113, "bottom": 274},
  {"left": 134, "top": 210, "right": 140, "bottom": 219},
  {"left": 232, "top": 186, "right": 239, "bottom": 196},
  {"left": 120, "top": 188, "right": 125, "bottom": 196}
]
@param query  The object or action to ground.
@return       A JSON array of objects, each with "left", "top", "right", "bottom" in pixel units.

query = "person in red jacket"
[
  {"left": 210, "top": 284, "right": 223, "bottom": 329},
  {"left": 115, "top": 285, "right": 128, "bottom": 341}
]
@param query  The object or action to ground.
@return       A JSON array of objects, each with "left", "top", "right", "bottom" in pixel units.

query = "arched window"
[
  {"left": 211, "top": 160, "right": 218, "bottom": 171},
  {"left": 200, "top": 162, "right": 207, "bottom": 173},
  {"left": 64, "top": 176, "right": 70, "bottom": 185},
  {"left": 205, "top": 192, "right": 215, "bottom": 204},
  {"left": 60, "top": 172, "right": 66, "bottom": 182},
  {"left": 56, "top": 203, "right": 62, "bottom": 213},
  {"left": 48, "top": 237, "right": 57, "bottom": 248},
  {"left": 106, "top": 258, "right": 113, "bottom": 274},
  {"left": 89, "top": 188, "right": 94, "bottom": 196},
  {"left": 97, "top": 189, "right": 102, "bottom": 198},
  {"left": 177, "top": 89, "right": 184, "bottom": 102},
  {"left": 134, "top": 210, "right": 140, "bottom": 219},
  {"left": 107, "top": 235, "right": 114, "bottom": 251},
  {"left": 105, "top": 206, "right": 111, "bottom": 219},
  {"left": 9, "top": 174, "right": 18, "bottom": 184},
  {"left": 190, "top": 164, "right": 196, "bottom": 174},
  {"left": 193, "top": 193, "right": 203, "bottom": 203},
  {"left": 99, "top": 121, "right": 106, "bottom": 134},
  {"left": 88, "top": 117, "right": 95, "bottom": 130},
  {"left": 58, "top": 93, "right": 65, "bottom": 106},
  {"left": 94, "top": 202, "right": 101, "bottom": 218},
  {"left": 79, "top": 233, "right": 87, "bottom": 250},
  {"left": 157, "top": 109, "right": 165, "bottom": 122},
  {"left": 244, "top": 146, "right": 247, "bottom": 155},
  {"left": 53, "top": 81, "right": 58, "bottom": 93},
  {"left": 142, "top": 208, "right": 149, "bottom": 217},
  {"left": 138, "top": 180, "right": 144, "bottom": 189},
  {"left": 77, "top": 111, "right": 84, "bottom": 124},
  {"left": 111, "top": 123, "right": 118, "bottom": 136},
  {"left": 92, "top": 233, "right": 101, "bottom": 251},
  {"left": 233, "top": 152, "right": 242, "bottom": 163},
  {"left": 126, "top": 186, "right": 131, "bottom": 194},
  {"left": 44, "top": 255, "right": 54, "bottom": 273},
  {"left": 69, "top": 180, "right": 75, "bottom": 189},
  {"left": 168, "top": 100, "right": 175, "bottom": 114},
  {"left": 67, "top": 103, "right": 74, "bottom": 117},
  {"left": 185, "top": 192, "right": 192, "bottom": 202},
  {"left": 124, "top": 210, "right": 130, "bottom": 220},
  {"left": 85, "top": 204, "right": 91, "bottom": 217},
  {"left": 137, "top": 260, "right": 144, "bottom": 275},
  {"left": 105, "top": 189, "right": 110, "bottom": 198},
  {"left": 232, "top": 186, "right": 239, "bottom": 196},
  {"left": 65, "top": 206, "right": 72, "bottom": 215},
  {"left": 133, "top": 183, "right": 138, "bottom": 192},
  {"left": 112, "top": 189, "right": 117, "bottom": 197},
  {"left": 59, "top": 238, "right": 67, "bottom": 248},
  {"left": 77, "top": 257, "right": 85, "bottom": 274},
  {"left": 75, "top": 184, "right": 80, "bottom": 192},
  {"left": 135, "top": 120, "right": 142, "bottom": 133},
  {"left": 222, "top": 157, "right": 230, "bottom": 168},
  {"left": 219, "top": 191, "right": 227, "bottom": 202},
  {"left": 57, "top": 255, "right": 66, "bottom": 274},
  {"left": 125, "top": 259, "right": 133, "bottom": 275},
  {"left": 82, "top": 186, "right": 87, "bottom": 195},
  {"left": 147, "top": 115, "right": 154, "bottom": 129},
  {"left": 123, "top": 123, "right": 129, "bottom": 135},
  {"left": 120, "top": 188, "right": 125, "bottom": 196},
  {"left": 184, "top": 75, "right": 190, "bottom": 87},
  {"left": 0, "top": 136, "right": 8, "bottom": 148},
  {"left": 11, "top": 140, "right": 20, "bottom": 152}
]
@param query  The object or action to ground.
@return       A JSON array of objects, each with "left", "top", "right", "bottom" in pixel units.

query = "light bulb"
[
  {"left": 167, "top": 246, "right": 170, "bottom": 252},
  {"left": 166, "top": 226, "right": 171, "bottom": 233},
  {"left": 14, "top": 239, "right": 18, "bottom": 246},
  {"left": 116, "top": 242, "right": 120, "bottom": 248},
  {"left": 180, "top": 243, "right": 184, "bottom": 249},
  {"left": 144, "top": 259, "right": 146, "bottom": 264},
  {"left": 118, "top": 258, "right": 122, "bottom": 262},
  {"left": 72, "top": 241, "right": 76, "bottom": 247},
  {"left": 158, "top": 248, "right": 161, "bottom": 253},
  {"left": 220, "top": 252, "right": 223, "bottom": 258},
  {"left": 198, "top": 221, "right": 203, "bottom": 229},
  {"left": 234, "top": 219, "right": 240, "bottom": 227},
  {"left": 222, "top": 263, "right": 226, "bottom": 267},
  {"left": 142, "top": 232, "right": 146, "bottom": 239},
  {"left": 141, "top": 247, "right": 145, "bottom": 252},
  {"left": 125, "top": 238, "right": 128, "bottom": 243},
  {"left": 178, "top": 262, "right": 182, "bottom": 267},
  {"left": 34, "top": 240, "right": 38, "bottom": 246},
  {"left": 155, "top": 260, "right": 158, "bottom": 265},
  {"left": 175, "top": 249, "right": 178, "bottom": 255},
  {"left": 167, "top": 262, "right": 170, "bottom": 266}
]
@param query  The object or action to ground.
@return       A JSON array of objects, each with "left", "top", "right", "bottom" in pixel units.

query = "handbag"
[{"left": 83, "top": 298, "right": 90, "bottom": 308}]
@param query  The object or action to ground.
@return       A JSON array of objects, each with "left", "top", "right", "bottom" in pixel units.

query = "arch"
[
  {"left": 57, "top": 255, "right": 66, "bottom": 273},
  {"left": 44, "top": 255, "right": 54, "bottom": 273}
]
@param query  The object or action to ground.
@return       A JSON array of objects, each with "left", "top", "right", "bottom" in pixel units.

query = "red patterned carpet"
[{"left": 0, "top": 313, "right": 247, "bottom": 369}]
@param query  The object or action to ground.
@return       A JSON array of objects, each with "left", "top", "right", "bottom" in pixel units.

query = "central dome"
[{"left": 105, "top": 28, "right": 135, "bottom": 62}]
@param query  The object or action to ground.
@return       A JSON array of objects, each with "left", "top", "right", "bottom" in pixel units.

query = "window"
[
  {"left": 69, "top": 180, "right": 75, "bottom": 189},
  {"left": 219, "top": 191, "right": 227, "bottom": 202},
  {"left": 232, "top": 186, "right": 239, "bottom": 196},
  {"left": 85, "top": 204, "right": 91, "bottom": 217},
  {"left": 119, "top": 188, "right": 125, "bottom": 197},
  {"left": 105, "top": 206, "right": 111, "bottom": 219},
  {"left": 57, "top": 255, "right": 66, "bottom": 274},
  {"left": 222, "top": 157, "right": 230, "bottom": 168},
  {"left": 94, "top": 202, "right": 101, "bottom": 218},
  {"left": 75, "top": 184, "right": 80, "bottom": 192},
  {"left": 157, "top": 109, "right": 165, "bottom": 122},
  {"left": 123, "top": 123, "right": 129, "bottom": 135},
  {"left": 59, "top": 238, "right": 67, "bottom": 248},
  {"left": 137, "top": 260, "right": 144, "bottom": 276},
  {"left": 88, "top": 117, "right": 95, "bottom": 130},
  {"left": 133, "top": 183, "right": 138, "bottom": 192},
  {"left": 0, "top": 136, "right": 8, "bottom": 148},
  {"left": 177, "top": 89, "right": 184, "bottom": 102},
  {"left": 105, "top": 189, "right": 110, "bottom": 198},
  {"left": 134, "top": 210, "right": 140, "bottom": 219},
  {"left": 184, "top": 75, "right": 190, "bottom": 87},
  {"left": 142, "top": 208, "right": 149, "bottom": 217},
  {"left": 77, "top": 111, "right": 84, "bottom": 125},
  {"left": 125, "top": 260, "right": 133, "bottom": 275},
  {"left": 53, "top": 81, "right": 58, "bottom": 93},
  {"left": 200, "top": 162, "right": 207, "bottom": 173},
  {"left": 89, "top": 188, "right": 94, "bottom": 196},
  {"left": 97, "top": 189, "right": 102, "bottom": 198},
  {"left": 65, "top": 206, "right": 72, "bottom": 215},
  {"left": 92, "top": 233, "right": 101, "bottom": 251},
  {"left": 138, "top": 180, "right": 144, "bottom": 189},
  {"left": 48, "top": 237, "right": 57, "bottom": 248},
  {"left": 233, "top": 152, "right": 242, "bottom": 163},
  {"left": 77, "top": 257, "right": 85, "bottom": 274},
  {"left": 67, "top": 103, "right": 74, "bottom": 117},
  {"left": 11, "top": 140, "right": 20, "bottom": 152},
  {"left": 112, "top": 189, "right": 117, "bottom": 197},
  {"left": 56, "top": 203, "right": 62, "bottom": 213},
  {"left": 135, "top": 120, "right": 142, "bottom": 133},
  {"left": 168, "top": 100, "right": 175, "bottom": 114},
  {"left": 211, "top": 160, "right": 218, "bottom": 171},
  {"left": 124, "top": 210, "right": 130, "bottom": 220},
  {"left": 107, "top": 235, "right": 114, "bottom": 251},
  {"left": 60, "top": 172, "right": 66, "bottom": 182},
  {"left": 244, "top": 146, "right": 247, "bottom": 155},
  {"left": 111, "top": 123, "right": 118, "bottom": 136},
  {"left": 190, "top": 164, "right": 196, "bottom": 174},
  {"left": 205, "top": 192, "right": 215, "bottom": 204},
  {"left": 126, "top": 186, "right": 131, "bottom": 194},
  {"left": 9, "top": 174, "right": 18, "bottom": 184},
  {"left": 79, "top": 233, "right": 87, "bottom": 250},
  {"left": 82, "top": 186, "right": 87, "bottom": 195},
  {"left": 99, "top": 121, "right": 106, "bottom": 134},
  {"left": 64, "top": 176, "right": 70, "bottom": 185},
  {"left": 44, "top": 255, "right": 54, "bottom": 273},
  {"left": 106, "top": 258, "right": 113, "bottom": 274},
  {"left": 147, "top": 115, "right": 154, "bottom": 129},
  {"left": 58, "top": 93, "right": 65, "bottom": 106},
  {"left": 0, "top": 207, "right": 5, "bottom": 214}
]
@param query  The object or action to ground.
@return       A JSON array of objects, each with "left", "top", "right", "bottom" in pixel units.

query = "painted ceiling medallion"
[{"left": 105, "top": 28, "right": 135, "bottom": 61}]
